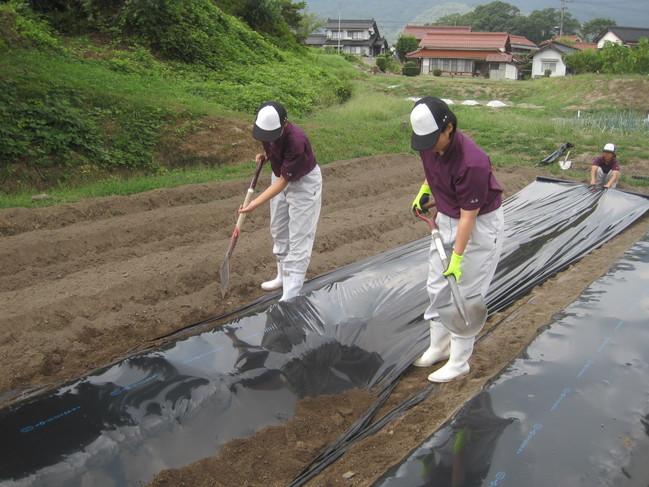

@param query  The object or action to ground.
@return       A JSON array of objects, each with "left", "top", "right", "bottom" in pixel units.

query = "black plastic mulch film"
[
  {"left": 1, "top": 178, "right": 648, "bottom": 486},
  {"left": 374, "top": 229, "right": 649, "bottom": 487}
]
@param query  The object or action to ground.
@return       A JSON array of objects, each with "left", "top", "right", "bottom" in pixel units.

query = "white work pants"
[
  {"left": 424, "top": 207, "right": 504, "bottom": 336},
  {"left": 269, "top": 165, "right": 322, "bottom": 277}
]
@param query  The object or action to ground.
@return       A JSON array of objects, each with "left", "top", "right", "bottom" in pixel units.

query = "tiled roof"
[
  {"left": 537, "top": 38, "right": 596, "bottom": 51},
  {"left": 402, "top": 25, "right": 472, "bottom": 40},
  {"left": 573, "top": 42, "right": 597, "bottom": 50},
  {"left": 508, "top": 35, "right": 538, "bottom": 47},
  {"left": 407, "top": 49, "right": 506, "bottom": 60},
  {"left": 540, "top": 36, "right": 583, "bottom": 46},
  {"left": 419, "top": 32, "right": 510, "bottom": 50},
  {"left": 486, "top": 53, "right": 515, "bottom": 62},
  {"left": 559, "top": 35, "right": 582, "bottom": 42}
]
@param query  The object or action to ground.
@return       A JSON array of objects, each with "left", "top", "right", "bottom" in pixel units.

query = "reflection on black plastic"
[
  {"left": 374, "top": 235, "right": 649, "bottom": 487},
  {"left": 379, "top": 391, "right": 513, "bottom": 486},
  {"left": 1, "top": 179, "right": 648, "bottom": 486}
]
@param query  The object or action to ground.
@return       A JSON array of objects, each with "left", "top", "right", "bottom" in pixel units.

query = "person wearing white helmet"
[
  {"left": 409, "top": 96, "right": 505, "bottom": 383},
  {"left": 239, "top": 101, "right": 322, "bottom": 301},
  {"left": 590, "top": 143, "right": 620, "bottom": 188}
]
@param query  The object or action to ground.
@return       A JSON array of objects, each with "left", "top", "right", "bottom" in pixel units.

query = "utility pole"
[
  {"left": 558, "top": 0, "right": 571, "bottom": 37},
  {"left": 337, "top": 6, "right": 341, "bottom": 54}
]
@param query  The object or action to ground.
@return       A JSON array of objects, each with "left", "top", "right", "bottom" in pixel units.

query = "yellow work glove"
[
  {"left": 443, "top": 251, "right": 463, "bottom": 281},
  {"left": 412, "top": 184, "right": 432, "bottom": 215}
]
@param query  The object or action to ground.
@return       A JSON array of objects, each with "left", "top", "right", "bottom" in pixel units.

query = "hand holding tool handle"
[
  {"left": 220, "top": 160, "right": 264, "bottom": 297},
  {"left": 415, "top": 208, "right": 470, "bottom": 326}
]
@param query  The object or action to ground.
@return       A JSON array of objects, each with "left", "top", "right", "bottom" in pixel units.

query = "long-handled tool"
[
  {"left": 415, "top": 208, "right": 487, "bottom": 338},
  {"left": 219, "top": 160, "right": 264, "bottom": 297}
]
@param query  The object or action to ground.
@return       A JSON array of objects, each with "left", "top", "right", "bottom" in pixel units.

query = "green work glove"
[
  {"left": 412, "top": 184, "right": 432, "bottom": 215},
  {"left": 443, "top": 251, "right": 463, "bottom": 281}
]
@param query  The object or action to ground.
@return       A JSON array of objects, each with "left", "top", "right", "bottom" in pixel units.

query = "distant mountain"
[{"left": 303, "top": 0, "right": 648, "bottom": 44}]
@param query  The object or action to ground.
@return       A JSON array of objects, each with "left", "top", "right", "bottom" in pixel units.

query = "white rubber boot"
[
  {"left": 280, "top": 272, "right": 305, "bottom": 301},
  {"left": 261, "top": 261, "right": 283, "bottom": 291},
  {"left": 413, "top": 321, "right": 450, "bottom": 367},
  {"left": 427, "top": 335, "right": 474, "bottom": 383}
]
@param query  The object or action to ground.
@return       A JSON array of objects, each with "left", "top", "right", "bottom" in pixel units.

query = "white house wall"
[
  {"left": 597, "top": 32, "right": 622, "bottom": 49},
  {"left": 326, "top": 29, "right": 370, "bottom": 40},
  {"left": 505, "top": 63, "right": 518, "bottom": 80},
  {"left": 532, "top": 50, "right": 566, "bottom": 77},
  {"left": 489, "top": 63, "right": 518, "bottom": 80}
]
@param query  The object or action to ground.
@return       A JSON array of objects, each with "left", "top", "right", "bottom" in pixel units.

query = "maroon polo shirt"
[
  {"left": 262, "top": 122, "right": 317, "bottom": 181},
  {"left": 419, "top": 131, "right": 502, "bottom": 218},
  {"left": 592, "top": 155, "right": 620, "bottom": 174}
]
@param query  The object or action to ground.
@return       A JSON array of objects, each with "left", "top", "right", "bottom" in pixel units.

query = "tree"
[
  {"left": 241, "top": 0, "right": 281, "bottom": 33},
  {"left": 558, "top": 11, "right": 580, "bottom": 37},
  {"left": 581, "top": 18, "right": 616, "bottom": 42},
  {"left": 433, "top": 2, "right": 521, "bottom": 33},
  {"left": 395, "top": 34, "right": 419, "bottom": 63},
  {"left": 277, "top": 0, "right": 305, "bottom": 31},
  {"left": 432, "top": 1, "right": 580, "bottom": 45},
  {"left": 512, "top": 8, "right": 559, "bottom": 44},
  {"left": 292, "top": 10, "right": 324, "bottom": 43},
  {"left": 467, "top": 1, "right": 521, "bottom": 32},
  {"left": 432, "top": 13, "right": 466, "bottom": 27}
]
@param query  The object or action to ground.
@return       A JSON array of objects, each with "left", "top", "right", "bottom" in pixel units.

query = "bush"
[
  {"left": 433, "top": 68, "right": 442, "bottom": 77},
  {"left": 402, "top": 61, "right": 420, "bottom": 77},
  {"left": 375, "top": 56, "right": 388, "bottom": 72},
  {"left": 564, "top": 38, "right": 649, "bottom": 75}
]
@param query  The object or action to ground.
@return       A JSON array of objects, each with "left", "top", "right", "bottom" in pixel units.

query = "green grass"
[
  {"left": 1, "top": 49, "right": 246, "bottom": 117},
  {"left": 2, "top": 72, "right": 649, "bottom": 209},
  {"left": 363, "top": 73, "right": 649, "bottom": 114},
  {"left": 296, "top": 86, "right": 413, "bottom": 163},
  {"left": 0, "top": 163, "right": 262, "bottom": 209}
]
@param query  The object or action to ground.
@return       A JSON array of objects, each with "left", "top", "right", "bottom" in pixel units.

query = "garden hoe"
[
  {"left": 220, "top": 160, "right": 264, "bottom": 298},
  {"left": 415, "top": 208, "right": 487, "bottom": 338}
]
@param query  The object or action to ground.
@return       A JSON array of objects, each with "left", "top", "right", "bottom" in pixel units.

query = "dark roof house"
[
  {"left": 594, "top": 26, "right": 649, "bottom": 48},
  {"left": 304, "top": 19, "right": 388, "bottom": 57}
]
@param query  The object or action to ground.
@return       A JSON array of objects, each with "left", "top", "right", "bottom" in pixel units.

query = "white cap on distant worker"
[{"left": 603, "top": 143, "right": 616, "bottom": 153}]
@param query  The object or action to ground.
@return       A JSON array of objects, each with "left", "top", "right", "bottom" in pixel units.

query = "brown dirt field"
[{"left": 1, "top": 152, "right": 648, "bottom": 487}]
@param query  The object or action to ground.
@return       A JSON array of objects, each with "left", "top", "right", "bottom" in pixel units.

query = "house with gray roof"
[
  {"left": 529, "top": 41, "right": 577, "bottom": 78},
  {"left": 594, "top": 26, "right": 649, "bottom": 48},
  {"left": 304, "top": 19, "right": 388, "bottom": 57}
]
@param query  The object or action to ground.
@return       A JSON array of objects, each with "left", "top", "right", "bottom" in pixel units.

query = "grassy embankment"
[
  {"left": 1, "top": 0, "right": 647, "bottom": 208},
  {"left": 4, "top": 71, "right": 648, "bottom": 210}
]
